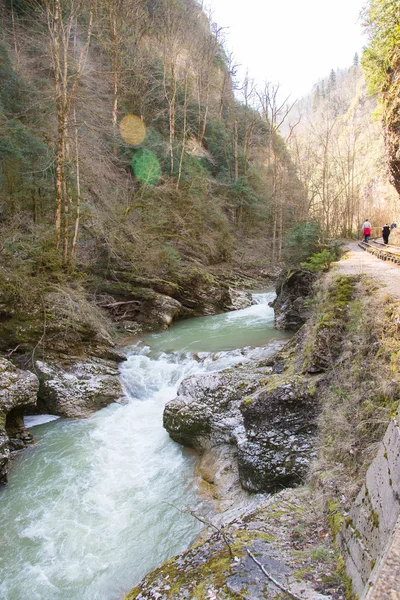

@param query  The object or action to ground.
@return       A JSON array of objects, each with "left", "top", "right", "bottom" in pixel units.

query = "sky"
[{"left": 207, "top": 0, "right": 368, "bottom": 100}]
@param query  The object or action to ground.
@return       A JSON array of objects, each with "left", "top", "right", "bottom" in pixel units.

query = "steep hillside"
[{"left": 0, "top": 0, "right": 307, "bottom": 357}]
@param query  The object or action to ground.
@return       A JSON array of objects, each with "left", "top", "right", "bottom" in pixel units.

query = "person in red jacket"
[{"left": 362, "top": 219, "right": 372, "bottom": 242}]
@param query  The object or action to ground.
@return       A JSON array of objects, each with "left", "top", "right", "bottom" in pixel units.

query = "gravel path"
[{"left": 337, "top": 241, "right": 400, "bottom": 300}]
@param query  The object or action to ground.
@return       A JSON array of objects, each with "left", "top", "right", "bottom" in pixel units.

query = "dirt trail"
[{"left": 337, "top": 241, "right": 400, "bottom": 300}]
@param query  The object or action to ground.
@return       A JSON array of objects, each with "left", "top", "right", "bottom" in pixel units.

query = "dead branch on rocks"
[{"left": 246, "top": 549, "right": 306, "bottom": 600}]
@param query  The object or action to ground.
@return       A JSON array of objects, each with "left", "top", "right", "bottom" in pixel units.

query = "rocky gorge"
[
  {"left": 0, "top": 269, "right": 264, "bottom": 485},
  {"left": 2, "top": 260, "right": 399, "bottom": 600},
  {"left": 125, "top": 264, "right": 400, "bottom": 599}
]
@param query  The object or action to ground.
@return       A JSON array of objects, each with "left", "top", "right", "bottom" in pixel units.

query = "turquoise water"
[{"left": 0, "top": 291, "right": 289, "bottom": 600}]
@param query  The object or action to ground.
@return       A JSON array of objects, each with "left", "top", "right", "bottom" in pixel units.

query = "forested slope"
[{"left": 0, "top": 0, "right": 308, "bottom": 356}]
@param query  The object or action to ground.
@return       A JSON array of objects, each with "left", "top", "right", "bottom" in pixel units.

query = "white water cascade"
[{"left": 0, "top": 291, "right": 289, "bottom": 600}]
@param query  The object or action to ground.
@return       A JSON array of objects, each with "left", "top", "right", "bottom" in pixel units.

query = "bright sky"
[{"left": 207, "top": 0, "right": 368, "bottom": 99}]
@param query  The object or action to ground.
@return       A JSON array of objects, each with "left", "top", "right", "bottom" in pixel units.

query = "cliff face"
[
  {"left": 383, "top": 54, "right": 400, "bottom": 196},
  {"left": 362, "top": 0, "right": 400, "bottom": 200}
]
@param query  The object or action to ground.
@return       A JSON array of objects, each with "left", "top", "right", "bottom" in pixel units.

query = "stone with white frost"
[
  {"left": 0, "top": 357, "right": 39, "bottom": 483},
  {"left": 35, "top": 357, "right": 122, "bottom": 418}
]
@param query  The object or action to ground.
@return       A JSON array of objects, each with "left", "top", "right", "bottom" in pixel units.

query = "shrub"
[
  {"left": 283, "top": 220, "right": 322, "bottom": 267},
  {"left": 301, "top": 248, "right": 338, "bottom": 272}
]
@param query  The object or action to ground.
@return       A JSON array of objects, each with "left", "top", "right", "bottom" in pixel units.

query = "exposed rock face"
[
  {"left": 34, "top": 357, "right": 122, "bottom": 418},
  {"left": 98, "top": 277, "right": 252, "bottom": 332},
  {"left": 272, "top": 270, "right": 316, "bottom": 331},
  {"left": 238, "top": 377, "right": 318, "bottom": 491},
  {"left": 383, "top": 55, "right": 400, "bottom": 196},
  {"left": 164, "top": 346, "right": 319, "bottom": 493},
  {"left": 136, "top": 292, "right": 190, "bottom": 329},
  {"left": 0, "top": 358, "right": 39, "bottom": 483}
]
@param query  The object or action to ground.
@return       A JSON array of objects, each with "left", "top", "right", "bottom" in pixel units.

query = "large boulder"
[
  {"left": 164, "top": 353, "right": 319, "bottom": 493},
  {"left": 137, "top": 293, "right": 190, "bottom": 329},
  {"left": 0, "top": 357, "right": 39, "bottom": 483},
  {"left": 272, "top": 270, "right": 316, "bottom": 331},
  {"left": 238, "top": 377, "right": 318, "bottom": 491},
  {"left": 34, "top": 357, "right": 122, "bottom": 418}
]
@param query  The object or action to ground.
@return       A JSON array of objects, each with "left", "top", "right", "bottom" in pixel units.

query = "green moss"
[
  {"left": 390, "top": 400, "right": 400, "bottom": 418},
  {"left": 243, "top": 396, "right": 253, "bottom": 407},
  {"left": 293, "top": 566, "right": 313, "bottom": 580},
  {"left": 328, "top": 500, "right": 344, "bottom": 538},
  {"left": 336, "top": 556, "right": 359, "bottom": 600},
  {"left": 369, "top": 509, "right": 380, "bottom": 529},
  {"left": 308, "top": 381, "right": 317, "bottom": 397},
  {"left": 124, "top": 586, "right": 141, "bottom": 600}
]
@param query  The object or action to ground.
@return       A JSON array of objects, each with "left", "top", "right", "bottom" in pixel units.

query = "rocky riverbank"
[
  {"left": 0, "top": 358, "right": 39, "bottom": 484},
  {"left": 125, "top": 265, "right": 400, "bottom": 599},
  {"left": 0, "top": 264, "right": 271, "bottom": 484}
]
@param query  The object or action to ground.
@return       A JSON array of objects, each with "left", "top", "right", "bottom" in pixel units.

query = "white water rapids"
[{"left": 0, "top": 292, "right": 290, "bottom": 600}]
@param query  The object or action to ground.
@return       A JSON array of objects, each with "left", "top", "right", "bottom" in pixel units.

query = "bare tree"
[
  {"left": 258, "top": 82, "right": 296, "bottom": 259},
  {"left": 44, "top": 0, "right": 95, "bottom": 260}
]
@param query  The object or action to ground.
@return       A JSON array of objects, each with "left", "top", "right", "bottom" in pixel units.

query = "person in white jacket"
[{"left": 362, "top": 219, "right": 372, "bottom": 242}]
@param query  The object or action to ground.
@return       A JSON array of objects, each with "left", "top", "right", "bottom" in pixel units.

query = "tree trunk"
[
  {"left": 71, "top": 105, "right": 81, "bottom": 260},
  {"left": 177, "top": 72, "right": 189, "bottom": 189},
  {"left": 233, "top": 120, "right": 239, "bottom": 181}
]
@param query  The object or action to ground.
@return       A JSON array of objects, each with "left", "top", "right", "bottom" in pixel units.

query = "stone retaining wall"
[{"left": 338, "top": 406, "right": 400, "bottom": 598}]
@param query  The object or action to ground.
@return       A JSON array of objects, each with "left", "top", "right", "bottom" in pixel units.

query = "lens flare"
[
  {"left": 132, "top": 149, "right": 161, "bottom": 186},
  {"left": 119, "top": 114, "right": 146, "bottom": 145}
]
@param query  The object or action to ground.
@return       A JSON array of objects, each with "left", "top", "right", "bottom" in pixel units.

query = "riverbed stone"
[
  {"left": 35, "top": 357, "right": 122, "bottom": 418},
  {"left": 227, "top": 289, "right": 253, "bottom": 310},
  {"left": 0, "top": 357, "right": 39, "bottom": 483},
  {"left": 163, "top": 350, "right": 319, "bottom": 493}
]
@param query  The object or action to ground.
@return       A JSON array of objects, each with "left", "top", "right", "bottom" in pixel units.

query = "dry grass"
[{"left": 306, "top": 274, "right": 400, "bottom": 511}]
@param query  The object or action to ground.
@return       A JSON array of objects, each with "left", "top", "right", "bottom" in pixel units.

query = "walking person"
[
  {"left": 382, "top": 223, "right": 390, "bottom": 245},
  {"left": 362, "top": 219, "right": 372, "bottom": 243}
]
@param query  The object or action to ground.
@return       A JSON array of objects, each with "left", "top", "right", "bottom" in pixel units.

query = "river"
[{"left": 0, "top": 291, "right": 290, "bottom": 600}]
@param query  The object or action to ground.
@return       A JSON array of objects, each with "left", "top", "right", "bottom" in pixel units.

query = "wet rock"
[
  {"left": 272, "top": 270, "right": 316, "bottom": 331},
  {"left": 227, "top": 289, "right": 253, "bottom": 311},
  {"left": 238, "top": 377, "right": 319, "bottom": 491},
  {"left": 164, "top": 354, "right": 319, "bottom": 493},
  {"left": 34, "top": 357, "right": 122, "bottom": 418},
  {"left": 0, "top": 357, "right": 39, "bottom": 483}
]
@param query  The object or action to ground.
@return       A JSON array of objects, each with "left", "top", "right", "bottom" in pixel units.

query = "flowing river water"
[{"left": 0, "top": 291, "right": 290, "bottom": 600}]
